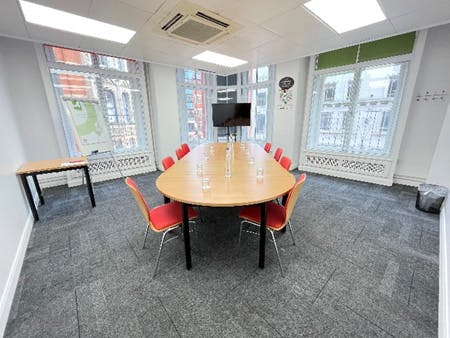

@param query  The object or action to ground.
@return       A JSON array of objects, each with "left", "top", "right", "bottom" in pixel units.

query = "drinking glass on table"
[
  {"left": 196, "top": 163, "right": 203, "bottom": 176},
  {"left": 256, "top": 167, "right": 264, "bottom": 181},
  {"left": 202, "top": 177, "right": 210, "bottom": 190}
]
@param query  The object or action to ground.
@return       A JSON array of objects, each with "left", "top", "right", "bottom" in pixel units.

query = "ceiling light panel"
[
  {"left": 192, "top": 51, "right": 247, "bottom": 67},
  {"left": 19, "top": 0, "right": 136, "bottom": 44},
  {"left": 304, "top": 0, "right": 386, "bottom": 34}
]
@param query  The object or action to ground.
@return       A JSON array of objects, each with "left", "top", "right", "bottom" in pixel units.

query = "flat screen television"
[{"left": 212, "top": 103, "right": 251, "bottom": 127}]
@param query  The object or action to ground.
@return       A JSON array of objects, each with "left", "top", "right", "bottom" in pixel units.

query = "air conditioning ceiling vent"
[{"left": 158, "top": 1, "right": 239, "bottom": 45}]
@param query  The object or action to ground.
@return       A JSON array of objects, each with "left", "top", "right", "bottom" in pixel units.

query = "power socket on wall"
[{"left": 415, "top": 90, "right": 447, "bottom": 102}]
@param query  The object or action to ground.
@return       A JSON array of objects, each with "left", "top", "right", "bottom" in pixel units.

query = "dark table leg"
[
  {"left": 164, "top": 196, "right": 170, "bottom": 204},
  {"left": 20, "top": 174, "right": 39, "bottom": 221},
  {"left": 32, "top": 174, "right": 44, "bottom": 205},
  {"left": 259, "top": 202, "right": 267, "bottom": 268},
  {"left": 83, "top": 166, "right": 96, "bottom": 207},
  {"left": 182, "top": 203, "right": 192, "bottom": 270}
]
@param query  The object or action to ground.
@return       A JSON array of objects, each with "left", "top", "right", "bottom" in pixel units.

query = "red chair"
[
  {"left": 273, "top": 147, "right": 283, "bottom": 162},
  {"left": 125, "top": 177, "right": 198, "bottom": 277},
  {"left": 181, "top": 143, "right": 190, "bottom": 155},
  {"left": 264, "top": 142, "right": 272, "bottom": 153},
  {"left": 238, "top": 174, "right": 307, "bottom": 276},
  {"left": 279, "top": 156, "right": 292, "bottom": 171},
  {"left": 175, "top": 147, "right": 185, "bottom": 160},
  {"left": 162, "top": 156, "right": 175, "bottom": 170}
]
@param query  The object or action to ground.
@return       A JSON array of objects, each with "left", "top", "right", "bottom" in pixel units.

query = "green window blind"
[
  {"left": 316, "top": 32, "right": 416, "bottom": 70},
  {"left": 316, "top": 45, "right": 358, "bottom": 70},
  {"left": 358, "top": 32, "right": 416, "bottom": 62}
]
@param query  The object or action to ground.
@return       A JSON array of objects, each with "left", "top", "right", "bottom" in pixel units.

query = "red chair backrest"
[
  {"left": 181, "top": 143, "right": 190, "bottom": 155},
  {"left": 264, "top": 142, "right": 272, "bottom": 153},
  {"left": 279, "top": 156, "right": 292, "bottom": 171},
  {"left": 125, "top": 177, "right": 151, "bottom": 225},
  {"left": 274, "top": 147, "right": 283, "bottom": 162},
  {"left": 284, "top": 174, "right": 307, "bottom": 224},
  {"left": 175, "top": 147, "right": 185, "bottom": 160},
  {"left": 162, "top": 156, "right": 175, "bottom": 170}
]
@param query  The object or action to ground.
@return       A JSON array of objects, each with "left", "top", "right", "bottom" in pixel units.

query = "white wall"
[
  {"left": 440, "top": 200, "right": 450, "bottom": 338},
  {"left": 427, "top": 102, "right": 450, "bottom": 187},
  {"left": 0, "top": 37, "right": 60, "bottom": 161},
  {"left": 395, "top": 24, "right": 450, "bottom": 184},
  {"left": 272, "top": 58, "right": 309, "bottom": 168},
  {"left": 429, "top": 98, "right": 450, "bottom": 338},
  {"left": 0, "top": 39, "right": 34, "bottom": 336},
  {"left": 148, "top": 64, "right": 181, "bottom": 170}
]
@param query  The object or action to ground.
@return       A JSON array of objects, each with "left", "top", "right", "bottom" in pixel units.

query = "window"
[
  {"left": 307, "top": 62, "right": 407, "bottom": 156},
  {"left": 177, "top": 69, "right": 214, "bottom": 145},
  {"left": 177, "top": 66, "right": 274, "bottom": 145},
  {"left": 44, "top": 45, "right": 150, "bottom": 155},
  {"left": 239, "top": 66, "right": 275, "bottom": 142}
]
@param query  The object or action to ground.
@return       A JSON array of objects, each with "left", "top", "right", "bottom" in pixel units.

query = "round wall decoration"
[{"left": 279, "top": 77, "right": 294, "bottom": 90}]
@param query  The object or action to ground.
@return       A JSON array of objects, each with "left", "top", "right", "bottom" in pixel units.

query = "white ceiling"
[{"left": 1, "top": 0, "right": 450, "bottom": 74}]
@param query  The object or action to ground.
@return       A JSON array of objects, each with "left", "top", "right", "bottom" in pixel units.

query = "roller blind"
[
  {"left": 316, "top": 32, "right": 416, "bottom": 70},
  {"left": 358, "top": 32, "right": 416, "bottom": 62}
]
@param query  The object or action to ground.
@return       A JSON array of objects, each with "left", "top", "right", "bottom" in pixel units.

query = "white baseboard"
[
  {"left": 0, "top": 212, "right": 34, "bottom": 337},
  {"left": 439, "top": 203, "right": 449, "bottom": 338},
  {"left": 393, "top": 174, "right": 425, "bottom": 187}
]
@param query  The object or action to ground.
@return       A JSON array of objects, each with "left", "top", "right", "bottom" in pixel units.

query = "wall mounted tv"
[{"left": 212, "top": 103, "right": 251, "bottom": 127}]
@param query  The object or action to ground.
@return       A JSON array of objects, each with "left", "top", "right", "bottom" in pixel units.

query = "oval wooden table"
[{"left": 156, "top": 142, "right": 295, "bottom": 270}]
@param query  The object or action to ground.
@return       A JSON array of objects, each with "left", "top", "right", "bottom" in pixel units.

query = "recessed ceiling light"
[
  {"left": 19, "top": 0, "right": 136, "bottom": 44},
  {"left": 192, "top": 51, "right": 247, "bottom": 68},
  {"left": 304, "top": 0, "right": 386, "bottom": 34}
]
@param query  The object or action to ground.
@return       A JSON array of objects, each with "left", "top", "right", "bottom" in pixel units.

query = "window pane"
[
  {"left": 242, "top": 87, "right": 269, "bottom": 141},
  {"left": 184, "top": 88, "right": 208, "bottom": 143},
  {"left": 49, "top": 69, "right": 145, "bottom": 153},
  {"left": 45, "top": 45, "right": 93, "bottom": 66},
  {"left": 308, "top": 71, "right": 354, "bottom": 151},
  {"left": 98, "top": 55, "right": 131, "bottom": 72},
  {"left": 217, "top": 75, "right": 227, "bottom": 86},
  {"left": 227, "top": 74, "right": 237, "bottom": 86},
  {"left": 183, "top": 69, "right": 207, "bottom": 85},
  {"left": 257, "top": 66, "right": 269, "bottom": 82},
  {"left": 348, "top": 64, "right": 402, "bottom": 154}
]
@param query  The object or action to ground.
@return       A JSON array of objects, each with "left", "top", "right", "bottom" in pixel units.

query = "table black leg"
[
  {"left": 20, "top": 174, "right": 39, "bottom": 221},
  {"left": 83, "top": 166, "right": 96, "bottom": 207},
  {"left": 259, "top": 202, "right": 267, "bottom": 269},
  {"left": 32, "top": 174, "right": 44, "bottom": 205},
  {"left": 182, "top": 203, "right": 192, "bottom": 270},
  {"left": 164, "top": 196, "right": 170, "bottom": 204}
]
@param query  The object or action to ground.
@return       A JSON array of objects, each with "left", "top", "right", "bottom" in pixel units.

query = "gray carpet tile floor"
[{"left": 5, "top": 171, "right": 440, "bottom": 337}]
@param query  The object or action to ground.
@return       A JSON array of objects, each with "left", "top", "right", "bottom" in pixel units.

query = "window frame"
[
  {"left": 176, "top": 66, "right": 275, "bottom": 146},
  {"left": 41, "top": 45, "right": 153, "bottom": 157},
  {"left": 306, "top": 58, "right": 409, "bottom": 157}
]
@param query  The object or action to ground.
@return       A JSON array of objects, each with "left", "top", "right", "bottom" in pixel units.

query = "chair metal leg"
[
  {"left": 237, "top": 221, "right": 245, "bottom": 256},
  {"left": 287, "top": 220, "right": 296, "bottom": 246},
  {"left": 153, "top": 229, "right": 169, "bottom": 278},
  {"left": 270, "top": 230, "right": 284, "bottom": 277},
  {"left": 142, "top": 226, "right": 149, "bottom": 249}
]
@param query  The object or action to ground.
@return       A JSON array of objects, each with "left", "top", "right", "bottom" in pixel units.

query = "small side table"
[{"left": 16, "top": 157, "right": 96, "bottom": 221}]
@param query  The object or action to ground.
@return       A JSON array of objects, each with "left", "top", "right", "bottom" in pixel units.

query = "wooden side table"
[{"left": 16, "top": 157, "right": 96, "bottom": 221}]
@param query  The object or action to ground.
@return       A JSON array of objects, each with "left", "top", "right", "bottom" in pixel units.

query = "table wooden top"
[
  {"left": 156, "top": 143, "right": 295, "bottom": 207},
  {"left": 16, "top": 157, "right": 88, "bottom": 174}
]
